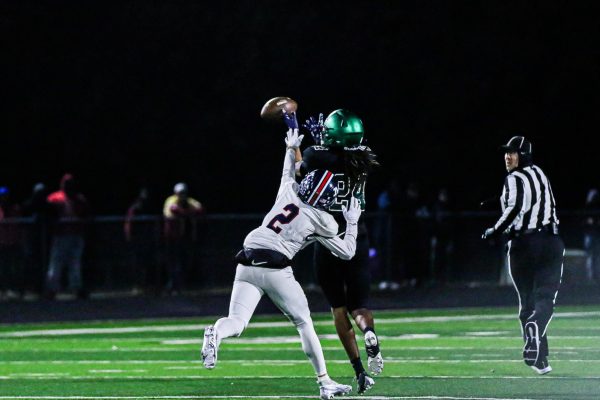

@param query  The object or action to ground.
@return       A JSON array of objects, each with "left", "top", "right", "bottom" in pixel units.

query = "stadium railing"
[{"left": 0, "top": 210, "right": 597, "bottom": 297}]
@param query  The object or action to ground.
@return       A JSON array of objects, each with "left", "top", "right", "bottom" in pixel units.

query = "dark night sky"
[{"left": 2, "top": 1, "right": 599, "bottom": 214}]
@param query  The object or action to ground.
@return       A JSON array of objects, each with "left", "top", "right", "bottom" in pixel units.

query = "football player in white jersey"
[{"left": 201, "top": 128, "right": 361, "bottom": 399}]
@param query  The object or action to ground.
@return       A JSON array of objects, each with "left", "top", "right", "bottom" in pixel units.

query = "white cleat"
[
  {"left": 319, "top": 379, "right": 352, "bottom": 399},
  {"left": 367, "top": 351, "right": 384, "bottom": 376},
  {"left": 201, "top": 325, "right": 218, "bottom": 369},
  {"left": 365, "top": 331, "right": 383, "bottom": 375}
]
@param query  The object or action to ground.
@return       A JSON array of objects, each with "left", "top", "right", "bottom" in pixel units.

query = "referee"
[{"left": 482, "top": 136, "right": 565, "bottom": 375}]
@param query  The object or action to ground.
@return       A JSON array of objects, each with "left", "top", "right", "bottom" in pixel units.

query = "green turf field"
[{"left": 0, "top": 305, "right": 599, "bottom": 400}]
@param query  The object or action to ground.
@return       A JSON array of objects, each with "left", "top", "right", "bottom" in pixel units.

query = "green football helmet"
[{"left": 322, "top": 109, "right": 364, "bottom": 147}]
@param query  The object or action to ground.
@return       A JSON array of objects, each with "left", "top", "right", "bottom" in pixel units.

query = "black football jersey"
[{"left": 301, "top": 145, "right": 369, "bottom": 214}]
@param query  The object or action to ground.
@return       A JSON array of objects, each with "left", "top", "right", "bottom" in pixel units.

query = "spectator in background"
[
  {"left": 398, "top": 182, "right": 430, "bottom": 287},
  {"left": 163, "top": 182, "right": 204, "bottom": 295},
  {"left": 430, "top": 188, "right": 455, "bottom": 285},
  {"left": 45, "top": 174, "right": 90, "bottom": 300},
  {"left": 21, "top": 183, "right": 53, "bottom": 295},
  {"left": 373, "top": 179, "right": 401, "bottom": 290},
  {"left": 0, "top": 186, "right": 23, "bottom": 299},
  {"left": 583, "top": 188, "right": 600, "bottom": 283},
  {"left": 124, "top": 187, "right": 157, "bottom": 294}
]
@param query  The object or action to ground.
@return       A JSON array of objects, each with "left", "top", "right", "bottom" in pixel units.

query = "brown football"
[{"left": 260, "top": 96, "right": 298, "bottom": 121}]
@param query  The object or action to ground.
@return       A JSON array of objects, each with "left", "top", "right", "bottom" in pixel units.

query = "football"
[{"left": 260, "top": 96, "right": 298, "bottom": 121}]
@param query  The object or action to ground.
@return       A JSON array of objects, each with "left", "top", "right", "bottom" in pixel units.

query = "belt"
[
  {"left": 234, "top": 248, "right": 292, "bottom": 269},
  {"left": 510, "top": 223, "right": 559, "bottom": 238}
]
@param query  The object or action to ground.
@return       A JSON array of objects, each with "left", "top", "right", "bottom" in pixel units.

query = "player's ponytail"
[{"left": 343, "top": 147, "right": 380, "bottom": 183}]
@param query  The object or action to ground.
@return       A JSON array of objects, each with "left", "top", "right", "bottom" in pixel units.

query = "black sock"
[
  {"left": 351, "top": 357, "right": 365, "bottom": 377},
  {"left": 364, "top": 326, "right": 375, "bottom": 335}
]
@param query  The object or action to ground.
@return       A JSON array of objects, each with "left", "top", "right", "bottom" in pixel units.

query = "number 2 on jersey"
[{"left": 266, "top": 204, "right": 300, "bottom": 234}]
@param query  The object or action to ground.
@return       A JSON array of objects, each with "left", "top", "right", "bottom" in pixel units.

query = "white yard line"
[
  {"left": 0, "top": 396, "right": 547, "bottom": 400},
  {"left": 1, "top": 311, "right": 598, "bottom": 337},
  {"left": 2, "top": 358, "right": 600, "bottom": 365},
  {"left": 1, "top": 375, "right": 599, "bottom": 380},
  {"left": 20, "top": 346, "right": 600, "bottom": 351}
]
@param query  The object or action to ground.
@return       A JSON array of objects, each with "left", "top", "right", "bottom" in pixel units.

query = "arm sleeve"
[
  {"left": 313, "top": 222, "right": 358, "bottom": 260},
  {"left": 494, "top": 175, "right": 525, "bottom": 233},
  {"left": 300, "top": 147, "right": 317, "bottom": 176}
]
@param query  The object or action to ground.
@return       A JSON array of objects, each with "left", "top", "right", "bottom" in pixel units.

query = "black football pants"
[{"left": 508, "top": 232, "right": 565, "bottom": 358}]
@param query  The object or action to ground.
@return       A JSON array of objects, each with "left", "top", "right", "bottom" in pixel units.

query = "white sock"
[
  {"left": 317, "top": 373, "right": 331, "bottom": 384},
  {"left": 297, "top": 322, "right": 328, "bottom": 376}
]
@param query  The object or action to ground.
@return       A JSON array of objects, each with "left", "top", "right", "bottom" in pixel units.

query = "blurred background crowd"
[{"left": 1, "top": 173, "right": 598, "bottom": 302}]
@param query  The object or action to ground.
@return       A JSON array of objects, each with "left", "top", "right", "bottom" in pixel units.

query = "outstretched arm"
[
  {"left": 314, "top": 197, "right": 361, "bottom": 260},
  {"left": 282, "top": 128, "right": 304, "bottom": 182},
  {"left": 277, "top": 128, "right": 304, "bottom": 198}
]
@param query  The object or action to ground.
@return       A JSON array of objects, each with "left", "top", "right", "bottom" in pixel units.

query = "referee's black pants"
[{"left": 508, "top": 231, "right": 565, "bottom": 358}]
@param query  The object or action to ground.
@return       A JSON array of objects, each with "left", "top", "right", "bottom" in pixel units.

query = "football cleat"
[
  {"left": 531, "top": 356, "right": 552, "bottom": 375},
  {"left": 365, "top": 331, "right": 383, "bottom": 375},
  {"left": 319, "top": 379, "right": 352, "bottom": 399},
  {"left": 201, "top": 325, "right": 218, "bottom": 369},
  {"left": 523, "top": 321, "right": 540, "bottom": 367},
  {"left": 356, "top": 371, "right": 375, "bottom": 394}
]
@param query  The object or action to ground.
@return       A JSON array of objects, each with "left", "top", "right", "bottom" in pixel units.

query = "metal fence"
[{"left": 0, "top": 211, "right": 597, "bottom": 297}]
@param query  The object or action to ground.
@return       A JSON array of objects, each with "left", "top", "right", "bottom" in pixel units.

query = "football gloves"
[
  {"left": 342, "top": 197, "right": 361, "bottom": 225},
  {"left": 282, "top": 110, "right": 299, "bottom": 130},
  {"left": 285, "top": 128, "right": 304, "bottom": 149},
  {"left": 302, "top": 113, "right": 324, "bottom": 145}
]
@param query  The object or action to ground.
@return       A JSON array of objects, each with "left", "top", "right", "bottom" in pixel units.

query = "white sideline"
[
  {"left": 1, "top": 311, "right": 598, "bottom": 337},
  {"left": 0, "top": 396, "right": 544, "bottom": 400}
]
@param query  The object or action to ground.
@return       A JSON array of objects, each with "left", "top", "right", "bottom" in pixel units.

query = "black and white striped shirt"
[{"left": 493, "top": 164, "right": 559, "bottom": 234}]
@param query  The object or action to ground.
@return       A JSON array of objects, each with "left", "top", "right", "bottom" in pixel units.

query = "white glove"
[
  {"left": 285, "top": 128, "right": 304, "bottom": 149},
  {"left": 342, "top": 197, "right": 361, "bottom": 225}
]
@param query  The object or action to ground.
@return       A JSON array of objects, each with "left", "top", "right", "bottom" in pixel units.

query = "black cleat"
[
  {"left": 531, "top": 356, "right": 552, "bottom": 375},
  {"left": 356, "top": 371, "right": 374, "bottom": 394}
]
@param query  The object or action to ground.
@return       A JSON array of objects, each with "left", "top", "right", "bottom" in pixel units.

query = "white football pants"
[{"left": 214, "top": 264, "right": 327, "bottom": 376}]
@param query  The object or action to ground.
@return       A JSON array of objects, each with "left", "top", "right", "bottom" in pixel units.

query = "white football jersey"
[
  {"left": 244, "top": 180, "right": 338, "bottom": 260},
  {"left": 243, "top": 148, "right": 357, "bottom": 261}
]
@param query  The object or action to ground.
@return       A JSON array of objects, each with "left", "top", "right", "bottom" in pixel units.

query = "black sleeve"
[{"left": 301, "top": 146, "right": 318, "bottom": 176}]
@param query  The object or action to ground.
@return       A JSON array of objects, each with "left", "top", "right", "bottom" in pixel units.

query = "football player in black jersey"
[{"left": 297, "top": 109, "right": 381, "bottom": 393}]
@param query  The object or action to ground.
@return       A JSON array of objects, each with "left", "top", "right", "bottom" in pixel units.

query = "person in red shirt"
[{"left": 44, "top": 174, "right": 90, "bottom": 300}]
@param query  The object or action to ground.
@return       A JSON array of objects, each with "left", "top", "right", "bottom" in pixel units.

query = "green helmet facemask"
[{"left": 322, "top": 109, "right": 364, "bottom": 147}]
